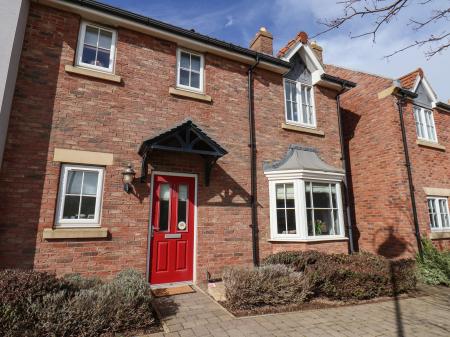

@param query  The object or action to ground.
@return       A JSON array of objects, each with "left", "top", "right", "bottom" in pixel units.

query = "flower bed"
[
  {"left": 222, "top": 251, "right": 417, "bottom": 315},
  {"left": 0, "top": 269, "right": 161, "bottom": 337}
]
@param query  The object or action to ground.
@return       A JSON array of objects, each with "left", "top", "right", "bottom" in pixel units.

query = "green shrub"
[
  {"left": 0, "top": 269, "right": 157, "bottom": 337},
  {"left": 263, "top": 251, "right": 417, "bottom": 301},
  {"left": 223, "top": 264, "right": 311, "bottom": 310},
  {"left": 416, "top": 238, "right": 450, "bottom": 286}
]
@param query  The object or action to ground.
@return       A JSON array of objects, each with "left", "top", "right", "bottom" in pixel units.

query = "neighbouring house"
[
  {"left": 327, "top": 65, "right": 450, "bottom": 257},
  {"left": 0, "top": 0, "right": 356, "bottom": 284},
  {"left": 0, "top": 0, "right": 29, "bottom": 168}
]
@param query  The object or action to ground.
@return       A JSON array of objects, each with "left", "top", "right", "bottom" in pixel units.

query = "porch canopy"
[{"left": 138, "top": 119, "right": 228, "bottom": 185}]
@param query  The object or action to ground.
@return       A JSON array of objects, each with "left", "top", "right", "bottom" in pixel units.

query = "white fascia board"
[
  {"left": 264, "top": 169, "right": 345, "bottom": 181},
  {"left": 38, "top": 0, "right": 289, "bottom": 74}
]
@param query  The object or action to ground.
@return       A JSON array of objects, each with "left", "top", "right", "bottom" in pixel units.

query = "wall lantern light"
[{"left": 121, "top": 163, "right": 136, "bottom": 193}]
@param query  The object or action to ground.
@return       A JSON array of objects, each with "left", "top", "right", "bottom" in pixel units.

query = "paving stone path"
[{"left": 145, "top": 286, "right": 450, "bottom": 337}]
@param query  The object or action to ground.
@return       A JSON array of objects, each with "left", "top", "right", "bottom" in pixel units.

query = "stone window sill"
[
  {"left": 417, "top": 139, "right": 446, "bottom": 151},
  {"left": 65, "top": 65, "right": 122, "bottom": 83},
  {"left": 281, "top": 123, "right": 325, "bottom": 136},
  {"left": 430, "top": 231, "right": 450, "bottom": 240},
  {"left": 268, "top": 237, "right": 348, "bottom": 243},
  {"left": 169, "top": 87, "right": 212, "bottom": 102},
  {"left": 43, "top": 228, "right": 108, "bottom": 239}
]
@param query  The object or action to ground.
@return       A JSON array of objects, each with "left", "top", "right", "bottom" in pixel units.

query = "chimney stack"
[
  {"left": 249, "top": 27, "right": 273, "bottom": 55},
  {"left": 310, "top": 41, "right": 323, "bottom": 64}
]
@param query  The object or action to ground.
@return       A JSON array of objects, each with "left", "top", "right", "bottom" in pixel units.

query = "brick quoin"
[
  {"left": 0, "top": 3, "right": 348, "bottom": 281},
  {"left": 327, "top": 65, "right": 450, "bottom": 256}
]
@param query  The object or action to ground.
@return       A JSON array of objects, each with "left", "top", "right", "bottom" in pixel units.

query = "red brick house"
[
  {"left": 328, "top": 65, "right": 450, "bottom": 258},
  {"left": 0, "top": 0, "right": 356, "bottom": 284}
]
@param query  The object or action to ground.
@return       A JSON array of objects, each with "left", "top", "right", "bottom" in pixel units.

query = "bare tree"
[{"left": 315, "top": 0, "right": 450, "bottom": 58}]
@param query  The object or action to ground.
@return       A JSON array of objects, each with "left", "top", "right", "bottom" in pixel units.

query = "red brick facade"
[
  {"left": 0, "top": 3, "right": 348, "bottom": 281},
  {"left": 328, "top": 65, "right": 450, "bottom": 256}
]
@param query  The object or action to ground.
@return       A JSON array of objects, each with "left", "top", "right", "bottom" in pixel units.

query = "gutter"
[
  {"left": 395, "top": 91, "right": 423, "bottom": 260},
  {"left": 335, "top": 84, "right": 356, "bottom": 254},
  {"left": 248, "top": 55, "right": 260, "bottom": 267},
  {"left": 37, "top": 0, "right": 290, "bottom": 73}
]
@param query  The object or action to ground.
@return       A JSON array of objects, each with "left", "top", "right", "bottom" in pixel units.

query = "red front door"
[{"left": 150, "top": 175, "right": 195, "bottom": 284}]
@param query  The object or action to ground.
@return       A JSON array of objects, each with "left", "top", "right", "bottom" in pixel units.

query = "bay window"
[{"left": 269, "top": 179, "right": 345, "bottom": 241}]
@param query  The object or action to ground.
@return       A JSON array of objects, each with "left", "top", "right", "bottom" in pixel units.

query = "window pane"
[
  {"left": 177, "top": 184, "right": 188, "bottom": 227},
  {"left": 63, "top": 195, "right": 80, "bottom": 219},
  {"left": 292, "top": 102, "right": 298, "bottom": 122},
  {"left": 286, "top": 102, "right": 292, "bottom": 121},
  {"left": 191, "top": 72, "right": 200, "bottom": 88},
  {"left": 98, "top": 30, "right": 112, "bottom": 49},
  {"left": 96, "top": 49, "right": 110, "bottom": 68},
  {"left": 305, "top": 182, "right": 311, "bottom": 208},
  {"left": 312, "top": 183, "right": 331, "bottom": 208},
  {"left": 276, "top": 184, "right": 285, "bottom": 208},
  {"left": 290, "top": 83, "right": 296, "bottom": 102},
  {"left": 307, "top": 209, "right": 313, "bottom": 236},
  {"left": 159, "top": 184, "right": 170, "bottom": 231},
  {"left": 80, "top": 196, "right": 96, "bottom": 219},
  {"left": 333, "top": 210, "right": 340, "bottom": 235},
  {"left": 286, "top": 209, "right": 296, "bottom": 234},
  {"left": 84, "top": 26, "right": 99, "bottom": 46},
  {"left": 191, "top": 55, "right": 201, "bottom": 72},
  {"left": 285, "top": 184, "right": 295, "bottom": 208},
  {"left": 314, "top": 209, "right": 333, "bottom": 235},
  {"left": 428, "top": 199, "right": 438, "bottom": 228},
  {"left": 82, "top": 45, "right": 97, "bottom": 65},
  {"left": 82, "top": 171, "right": 99, "bottom": 195},
  {"left": 439, "top": 199, "right": 449, "bottom": 228},
  {"left": 180, "top": 52, "right": 190, "bottom": 69},
  {"left": 285, "top": 83, "right": 290, "bottom": 100},
  {"left": 66, "top": 171, "right": 83, "bottom": 194},
  {"left": 179, "top": 69, "right": 190, "bottom": 86},
  {"left": 277, "top": 209, "right": 286, "bottom": 234},
  {"left": 331, "top": 184, "right": 337, "bottom": 208}
]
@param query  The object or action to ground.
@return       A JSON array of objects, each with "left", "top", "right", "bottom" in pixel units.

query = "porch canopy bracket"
[{"left": 138, "top": 119, "right": 228, "bottom": 186}]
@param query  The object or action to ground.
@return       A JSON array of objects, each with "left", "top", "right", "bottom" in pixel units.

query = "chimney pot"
[
  {"left": 249, "top": 27, "right": 273, "bottom": 55},
  {"left": 310, "top": 41, "right": 323, "bottom": 64}
]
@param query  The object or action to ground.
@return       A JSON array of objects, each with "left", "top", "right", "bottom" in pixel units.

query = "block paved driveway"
[{"left": 145, "top": 286, "right": 450, "bottom": 337}]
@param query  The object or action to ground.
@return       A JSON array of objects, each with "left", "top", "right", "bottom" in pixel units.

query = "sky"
[{"left": 102, "top": 0, "right": 449, "bottom": 99}]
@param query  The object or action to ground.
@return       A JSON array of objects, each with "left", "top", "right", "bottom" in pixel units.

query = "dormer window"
[
  {"left": 413, "top": 106, "right": 437, "bottom": 142},
  {"left": 284, "top": 79, "right": 315, "bottom": 127},
  {"left": 76, "top": 22, "right": 117, "bottom": 73}
]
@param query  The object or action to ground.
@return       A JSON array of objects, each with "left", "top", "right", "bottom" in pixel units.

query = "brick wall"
[
  {"left": 328, "top": 64, "right": 450, "bottom": 256},
  {"left": 0, "top": 3, "right": 347, "bottom": 280}
]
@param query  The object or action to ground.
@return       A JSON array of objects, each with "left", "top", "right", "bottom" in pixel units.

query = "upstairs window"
[
  {"left": 177, "top": 49, "right": 204, "bottom": 92},
  {"left": 427, "top": 197, "right": 450, "bottom": 230},
  {"left": 76, "top": 22, "right": 117, "bottom": 73},
  {"left": 284, "top": 79, "right": 315, "bottom": 127},
  {"left": 56, "top": 164, "right": 104, "bottom": 227},
  {"left": 413, "top": 106, "right": 437, "bottom": 142}
]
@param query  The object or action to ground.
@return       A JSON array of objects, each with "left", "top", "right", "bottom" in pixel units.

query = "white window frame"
[
  {"left": 268, "top": 176, "right": 345, "bottom": 241},
  {"left": 427, "top": 196, "right": 450, "bottom": 231},
  {"left": 283, "top": 79, "right": 316, "bottom": 128},
  {"left": 55, "top": 164, "right": 104, "bottom": 228},
  {"left": 413, "top": 106, "right": 437, "bottom": 143},
  {"left": 75, "top": 21, "right": 117, "bottom": 74},
  {"left": 176, "top": 48, "right": 205, "bottom": 93}
]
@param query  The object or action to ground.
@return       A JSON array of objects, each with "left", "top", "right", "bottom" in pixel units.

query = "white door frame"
[{"left": 146, "top": 171, "right": 198, "bottom": 284}]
